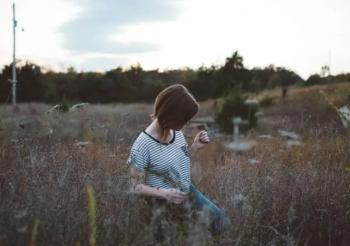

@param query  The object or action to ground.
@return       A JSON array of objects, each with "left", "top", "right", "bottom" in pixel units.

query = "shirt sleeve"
[
  {"left": 180, "top": 130, "right": 188, "bottom": 147},
  {"left": 126, "top": 143, "right": 149, "bottom": 172}
]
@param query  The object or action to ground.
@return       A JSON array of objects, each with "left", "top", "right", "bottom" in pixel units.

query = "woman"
[{"left": 126, "top": 84, "right": 231, "bottom": 236}]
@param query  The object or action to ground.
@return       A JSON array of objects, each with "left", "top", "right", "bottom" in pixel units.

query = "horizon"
[{"left": 1, "top": 0, "right": 349, "bottom": 80}]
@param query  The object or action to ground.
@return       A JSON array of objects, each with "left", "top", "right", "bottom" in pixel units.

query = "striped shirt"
[{"left": 126, "top": 130, "right": 191, "bottom": 193}]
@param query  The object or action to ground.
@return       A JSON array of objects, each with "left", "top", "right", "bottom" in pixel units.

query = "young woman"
[{"left": 126, "top": 84, "right": 231, "bottom": 236}]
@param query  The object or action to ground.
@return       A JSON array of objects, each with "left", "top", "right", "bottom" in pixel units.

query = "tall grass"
[{"left": 1, "top": 87, "right": 350, "bottom": 245}]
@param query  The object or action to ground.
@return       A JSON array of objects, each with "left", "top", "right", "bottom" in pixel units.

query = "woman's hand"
[
  {"left": 192, "top": 130, "right": 210, "bottom": 150},
  {"left": 161, "top": 188, "right": 188, "bottom": 204},
  {"left": 131, "top": 167, "right": 187, "bottom": 202}
]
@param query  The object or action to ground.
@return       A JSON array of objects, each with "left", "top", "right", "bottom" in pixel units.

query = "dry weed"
[{"left": 1, "top": 88, "right": 350, "bottom": 245}]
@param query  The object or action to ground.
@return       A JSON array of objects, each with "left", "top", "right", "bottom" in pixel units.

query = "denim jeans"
[
  {"left": 145, "top": 184, "right": 232, "bottom": 237},
  {"left": 188, "top": 184, "right": 232, "bottom": 236}
]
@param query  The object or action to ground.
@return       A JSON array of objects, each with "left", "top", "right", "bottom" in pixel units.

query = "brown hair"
[{"left": 151, "top": 84, "right": 199, "bottom": 143}]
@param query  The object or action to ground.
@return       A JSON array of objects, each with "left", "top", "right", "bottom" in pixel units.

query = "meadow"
[{"left": 1, "top": 83, "right": 350, "bottom": 246}]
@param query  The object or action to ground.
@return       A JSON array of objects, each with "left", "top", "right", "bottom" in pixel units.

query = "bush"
[
  {"left": 214, "top": 90, "right": 260, "bottom": 134},
  {"left": 52, "top": 97, "right": 78, "bottom": 113},
  {"left": 304, "top": 74, "right": 327, "bottom": 86},
  {"left": 259, "top": 94, "right": 278, "bottom": 107}
]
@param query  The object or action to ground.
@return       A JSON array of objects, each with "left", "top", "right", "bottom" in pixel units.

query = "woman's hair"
[{"left": 151, "top": 84, "right": 199, "bottom": 143}]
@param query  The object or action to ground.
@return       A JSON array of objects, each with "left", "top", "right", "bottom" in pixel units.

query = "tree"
[
  {"left": 305, "top": 74, "right": 327, "bottom": 86},
  {"left": 214, "top": 90, "right": 260, "bottom": 134},
  {"left": 187, "top": 65, "right": 217, "bottom": 101},
  {"left": 104, "top": 68, "right": 136, "bottom": 102},
  {"left": 0, "top": 51, "right": 332, "bottom": 105},
  {"left": 251, "top": 65, "right": 276, "bottom": 90},
  {"left": 213, "top": 51, "right": 248, "bottom": 97},
  {"left": 0, "top": 64, "right": 14, "bottom": 103}
]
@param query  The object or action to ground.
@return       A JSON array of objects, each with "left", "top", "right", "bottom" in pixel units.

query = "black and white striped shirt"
[{"left": 126, "top": 130, "right": 191, "bottom": 192}]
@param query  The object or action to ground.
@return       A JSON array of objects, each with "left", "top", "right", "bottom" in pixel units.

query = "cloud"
[
  {"left": 60, "top": 0, "right": 181, "bottom": 55},
  {"left": 72, "top": 57, "right": 128, "bottom": 72}
]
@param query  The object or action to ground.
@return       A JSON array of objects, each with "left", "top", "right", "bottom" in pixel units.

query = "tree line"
[{"left": 0, "top": 51, "right": 349, "bottom": 104}]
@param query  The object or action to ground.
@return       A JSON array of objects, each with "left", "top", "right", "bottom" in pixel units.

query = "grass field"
[{"left": 1, "top": 83, "right": 350, "bottom": 245}]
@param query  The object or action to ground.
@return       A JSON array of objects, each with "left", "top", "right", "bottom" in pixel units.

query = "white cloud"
[
  {"left": 112, "top": 0, "right": 350, "bottom": 78},
  {"left": 0, "top": 0, "right": 82, "bottom": 68},
  {"left": 1, "top": 0, "right": 350, "bottom": 78}
]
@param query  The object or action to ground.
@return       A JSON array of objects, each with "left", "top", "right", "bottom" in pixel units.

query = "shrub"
[
  {"left": 56, "top": 97, "right": 71, "bottom": 113},
  {"left": 214, "top": 90, "right": 260, "bottom": 134},
  {"left": 259, "top": 94, "right": 278, "bottom": 107},
  {"left": 52, "top": 97, "right": 78, "bottom": 113},
  {"left": 304, "top": 74, "right": 327, "bottom": 86}
]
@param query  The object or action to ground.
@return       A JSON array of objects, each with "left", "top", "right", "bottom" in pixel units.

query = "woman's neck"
[{"left": 146, "top": 120, "right": 174, "bottom": 143}]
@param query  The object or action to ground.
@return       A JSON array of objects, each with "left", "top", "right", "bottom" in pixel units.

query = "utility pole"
[
  {"left": 12, "top": 3, "right": 17, "bottom": 107},
  {"left": 328, "top": 49, "right": 331, "bottom": 80}
]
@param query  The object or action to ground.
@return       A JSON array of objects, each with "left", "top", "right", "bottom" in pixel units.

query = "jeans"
[
  {"left": 188, "top": 184, "right": 232, "bottom": 236},
  {"left": 145, "top": 184, "right": 232, "bottom": 237}
]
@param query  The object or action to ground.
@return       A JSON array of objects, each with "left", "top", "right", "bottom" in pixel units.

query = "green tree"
[{"left": 214, "top": 90, "right": 260, "bottom": 134}]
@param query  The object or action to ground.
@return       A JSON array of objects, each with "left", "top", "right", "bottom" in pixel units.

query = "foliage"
[
  {"left": 259, "top": 94, "right": 278, "bottom": 107},
  {"left": 0, "top": 51, "right": 308, "bottom": 104},
  {"left": 305, "top": 74, "right": 328, "bottom": 86},
  {"left": 1, "top": 52, "right": 350, "bottom": 105},
  {"left": 214, "top": 90, "right": 260, "bottom": 134},
  {"left": 57, "top": 97, "right": 72, "bottom": 113},
  {"left": 331, "top": 73, "right": 350, "bottom": 83},
  {"left": 304, "top": 72, "right": 350, "bottom": 86},
  {"left": 1, "top": 88, "right": 350, "bottom": 245},
  {"left": 1, "top": 103, "right": 350, "bottom": 245}
]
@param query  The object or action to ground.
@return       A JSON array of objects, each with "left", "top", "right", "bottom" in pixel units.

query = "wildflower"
[
  {"left": 19, "top": 120, "right": 29, "bottom": 129},
  {"left": 197, "top": 205, "right": 212, "bottom": 227},
  {"left": 233, "top": 194, "right": 244, "bottom": 202},
  {"left": 277, "top": 129, "right": 299, "bottom": 139},
  {"left": 244, "top": 99, "right": 259, "bottom": 105},
  {"left": 232, "top": 194, "right": 252, "bottom": 212},
  {"left": 249, "top": 159, "right": 259, "bottom": 165},
  {"left": 9, "top": 182, "right": 15, "bottom": 192},
  {"left": 70, "top": 103, "right": 89, "bottom": 112},
  {"left": 74, "top": 141, "right": 92, "bottom": 147},
  {"left": 286, "top": 140, "right": 303, "bottom": 146},
  {"left": 266, "top": 176, "right": 274, "bottom": 182},
  {"left": 259, "top": 134, "right": 273, "bottom": 139},
  {"left": 14, "top": 209, "right": 27, "bottom": 219},
  {"left": 225, "top": 141, "right": 251, "bottom": 152},
  {"left": 16, "top": 225, "right": 28, "bottom": 233},
  {"left": 150, "top": 207, "right": 165, "bottom": 224},
  {"left": 319, "top": 90, "right": 326, "bottom": 96},
  {"left": 11, "top": 138, "right": 19, "bottom": 144},
  {"left": 45, "top": 104, "right": 61, "bottom": 114}
]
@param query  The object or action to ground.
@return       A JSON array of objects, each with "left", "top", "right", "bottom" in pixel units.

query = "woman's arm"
[
  {"left": 130, "top": 167, "right": 165, "bottom": 198},
  {"left": 188, "top": 130, "right": 210, "bottom": 163},
  {"left": 130, "top": 167, "right": 187, "bottom": 204},
  {"left": 188, "top": 144, "right": 199, "bottom": 163}
]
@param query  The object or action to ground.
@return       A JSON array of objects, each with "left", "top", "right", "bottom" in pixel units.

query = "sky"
[{"left": 0, "top": 0, "right": 349, "bottom": 79}]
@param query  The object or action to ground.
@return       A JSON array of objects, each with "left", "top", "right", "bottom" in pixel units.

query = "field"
[{"left": 1, "top": 83, "right": 350, "bottom": 246}]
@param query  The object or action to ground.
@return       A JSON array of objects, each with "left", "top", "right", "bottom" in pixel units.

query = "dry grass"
[
  {"left": 257, "top": 82, "right": 350, "bottom": 99},
  {"left": 1, "top": 87, "right": 350, "bottom": 245}
]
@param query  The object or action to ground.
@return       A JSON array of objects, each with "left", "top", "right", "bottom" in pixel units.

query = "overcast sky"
[{"left": 0, "top": 0, "right": 349, "bottom": 79}]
